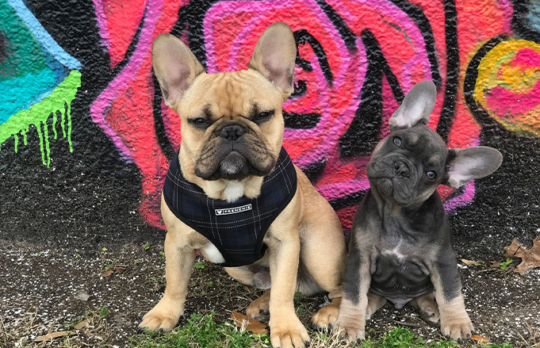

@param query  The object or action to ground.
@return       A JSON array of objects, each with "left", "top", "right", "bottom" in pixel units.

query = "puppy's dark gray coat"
[{"left": 334, "top": 81, "right": 503, "bottom": 342}]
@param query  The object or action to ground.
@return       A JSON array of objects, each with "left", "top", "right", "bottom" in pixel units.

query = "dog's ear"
[
  {"left": 444, "top": 147, "right": 503, "bottom": 188},
  {"left": 152, "top": 33, "right": 205, "bottom": 107},
  {"left": 248, "top": 22, "right": 296, "bottom": 98},
  {"left": 389, "top": 80, "right": 437, "bottom": 130}
]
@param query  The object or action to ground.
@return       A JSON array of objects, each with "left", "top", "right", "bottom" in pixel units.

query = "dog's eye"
[
  {"left": 188, "top": 118, "right": 208, "bottom": 127},
  {"left": 254, "top": 110, "right": 274, "bottom": 123},
  {"left": 426, "top": 171, "right": 437, "bottom": 179},
  {"left": 393, "top": 137, "right": 402, "bottom": 147}
]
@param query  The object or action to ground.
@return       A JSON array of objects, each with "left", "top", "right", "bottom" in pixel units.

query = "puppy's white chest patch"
[
  {"left": 382, "top": 241, "right": 406, "bottom": 261},
  {"left": 223, "top": 181, "right": 245, "bottom": 202},
  {"left": 201, "top": 243, "right": 225, "bottom": 264}
]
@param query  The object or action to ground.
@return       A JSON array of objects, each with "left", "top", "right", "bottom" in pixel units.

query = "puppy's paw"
[
  {"left": 311, "top": 301, "right": 339, "bottom": 331},
  {"left": 332, "top": 316, "right": 366, "bottom": 343},
  {"left": 440, "top": 315, "right": 473, "bottom": 341},
  {"left": 411, "top": 293, "right": 439, "bottom": 326},
  {"left": 270, "top": 315, "right": 310, "bottom": 348},
  {"left": 139, "top": 298, "right": 184, "bottom": 332},
  {"left": 246, "top": 292, "right": 270, "bottom": 319},
  {"left": 420, "top": 306, "right": 440, "bottom": 326}
]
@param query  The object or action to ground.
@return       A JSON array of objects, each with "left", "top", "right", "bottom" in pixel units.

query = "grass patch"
[
  {"left": 130, "top": 313, "right": 268, "bottom": 348},
  {"left": 359, "top": 327, "right": 458, "bottom": 347},
  {"left": 130, "top": 314, "right": 515, "bottom": 348}
]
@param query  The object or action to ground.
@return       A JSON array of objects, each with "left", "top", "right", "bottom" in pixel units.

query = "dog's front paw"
[
  {"left": 333, "top": 315, "right": 365, "bottom": 343},
  {"left": 440, "top": 314, "right": 473, "bottom": 341},
  {"left": 311, "top": 299, "right": 340, "bottom": 331},
  {"left": 269, "top": 315, "right": 310, "bottom": 348},
  {"left": 139, "top": 298, "right": 184, "bottom": 332}
]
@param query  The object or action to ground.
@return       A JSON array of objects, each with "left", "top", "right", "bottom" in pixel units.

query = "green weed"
[
  {"left": 500, "top": 258, "right": 513, "bottom": 270},
  {"left": 99, "top": 306, "right": 110, "bottom": 317},
  {"left": 194, "top": 261, "right": 207, "bottom": 270},
  {"left": 130, "top": 313, "right": 267, "bottom": 348}
]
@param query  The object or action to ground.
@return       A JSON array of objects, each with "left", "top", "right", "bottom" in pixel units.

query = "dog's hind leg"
[
  {"left": 365, "top": 292, "right": 387, "bottom": 320},
  {"left": 224, "top": 266, "right": 271, "bottom": 319},
  {"left": 246, "top": 289, "right": 271, "bottom": 319},
  {"left": 298, "top": 186, "right": 347, "bottom": 331},
  {"left": 410, "top": 292, "right": 440, "bottom": 326},
  {"left": 224, "top": 266, "right": 255, "bottom": 286}
]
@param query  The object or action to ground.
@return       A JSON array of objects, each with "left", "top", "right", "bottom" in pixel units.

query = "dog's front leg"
[
  {"left": 333, "top": 236, "right": 372, "bottom": 343},
  {"left": 139, "top": 231, "right": 196, "bottom": 332},
  {"left": 266, "top": 231, "right": 310, "bottom": 348},
  {"left": 431, "top": 252, "right": 473, "bottom": 341}
]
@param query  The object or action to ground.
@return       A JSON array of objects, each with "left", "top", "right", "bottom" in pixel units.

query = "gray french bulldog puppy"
[{"left": 334, "top": 81, "right": 503, "bottom": 342}]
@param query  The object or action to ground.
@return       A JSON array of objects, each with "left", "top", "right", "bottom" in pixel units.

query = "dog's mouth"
[
  {"left": 195, "top": 139, "right": 276, "bottom": 181},
  {"left": 218, "top": 151, "right": 249, "bottom": 180}
]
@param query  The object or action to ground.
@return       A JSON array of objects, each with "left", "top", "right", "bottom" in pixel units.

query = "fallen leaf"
[
  {"left": 503, "top": 238, "right": 540, "bottom": 274},
  {"left": 471, "top": 334, "right": 489, "bottom": 342},
  {"left": 461, "top": 259, "right": 479, "bottom": 266},
  {"left": 102, "top": 269, "right": 114, "bottom": 277},
  {"left": 74, "top": 319, "right": 88, "bottom": 330},
  {"left": 231, "top": 311, "right": 267, "bottom": 334},
  {"left": 113, "top": 266, "right": 126, "bottom": 274},
  {"left": 34, "top": 331, "right": 72, "bottom": 342}
]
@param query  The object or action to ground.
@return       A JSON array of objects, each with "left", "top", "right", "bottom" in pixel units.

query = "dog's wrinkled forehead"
[
  {"left": 394, "top": 126, "right": 447, "bottom": 171},
  {"left": 391, "top": 125, "right": 447, "bottom": 158},
  {"left": 180, "top": 70, "right": 283, "bottom": 119},
  {"left": 372, "top": 124, "right": 448, "bottom": 164}
]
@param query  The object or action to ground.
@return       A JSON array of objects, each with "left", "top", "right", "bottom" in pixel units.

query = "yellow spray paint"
[{"left": 474, "top": 39, "right": 540, "bottom": 136}]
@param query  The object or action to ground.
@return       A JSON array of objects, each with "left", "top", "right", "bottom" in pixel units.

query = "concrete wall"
[{"left": 1, "top": 0, "right": 539, "bottom": 258}]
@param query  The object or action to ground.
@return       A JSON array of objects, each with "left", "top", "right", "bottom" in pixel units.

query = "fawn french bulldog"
[{"left": 140, "top": 23, "right": 346, "bottom": 348}]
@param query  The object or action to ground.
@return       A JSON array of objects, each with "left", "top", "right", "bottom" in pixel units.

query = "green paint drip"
[
  {"left": 43, "top": 121, "right": 50, "bottom": 167},
  {"left": 67, "top": 101, "right": 73, "bottom": 153},
  {"left": 14, "top": 134, "right": 18, "bottom": 153},
  {"left": 37, "top": 123, "right": 45, "bottom": 166},
  {"left": 0, "top": 70, "right": 81, "bottom": 167},
  {"left": 52, "top": 110, "right": 58, "bottom": 139},
  {"left": 60, "top": 104, "right": 66, "bottom": 138}
]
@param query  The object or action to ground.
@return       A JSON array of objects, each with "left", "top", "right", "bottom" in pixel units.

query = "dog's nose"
[
  {"left": 394, "top": 161, "right": 410, "bottom": 177},
  {"left": 219, "top": 124, "right": 246, "bottom": 141}
]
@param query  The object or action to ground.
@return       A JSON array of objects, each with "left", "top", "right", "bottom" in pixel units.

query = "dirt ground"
[{"left": 1, "top": 239, "right": 539, "bottom": 347}]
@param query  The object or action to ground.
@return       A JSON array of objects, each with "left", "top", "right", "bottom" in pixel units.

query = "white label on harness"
[{"left": 215, "top": 204, "right": 252, "bottom": 216}]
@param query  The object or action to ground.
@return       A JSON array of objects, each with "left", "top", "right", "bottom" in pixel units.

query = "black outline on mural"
[
  {"left": 389, "top": 0, "right": 442, "bottom": 88},
  {"left": 152, "top": 73, "right": 177, "bottom": 161},
  {"left": 512, "top": 0, "right": 540, "bottom": 44},
  {"left": 171, "top": 0, "right": 220, "bottom": 69},
  {"left": 315, "top": 0, "right": 357, "bottom": 50},
  {"left": 436, "top": 0, "right": 460, "bottom": 142},
  {"left": 294, "top": 29, "right": 334, "bottom": 87},
  {"left": 463, "top": 35, "right": 508, "bottom": 130},
  {"left": 339, "top": 29, "right": 404, "bottom": 157},
  {"left": 302, "top": 157, "right": 327, "bottom": 182}
]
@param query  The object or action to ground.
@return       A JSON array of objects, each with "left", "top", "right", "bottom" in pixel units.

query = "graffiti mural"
[
  {"left": 0, "top": 0, "right": 81, "bottom": 167},
  {"left": 1, "top": 0, "right": 539, "bottom": 236}
]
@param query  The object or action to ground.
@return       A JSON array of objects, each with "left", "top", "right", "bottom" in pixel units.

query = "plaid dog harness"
[{"left": 163, "top": 148, "right": 298, "bottom": 267}]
